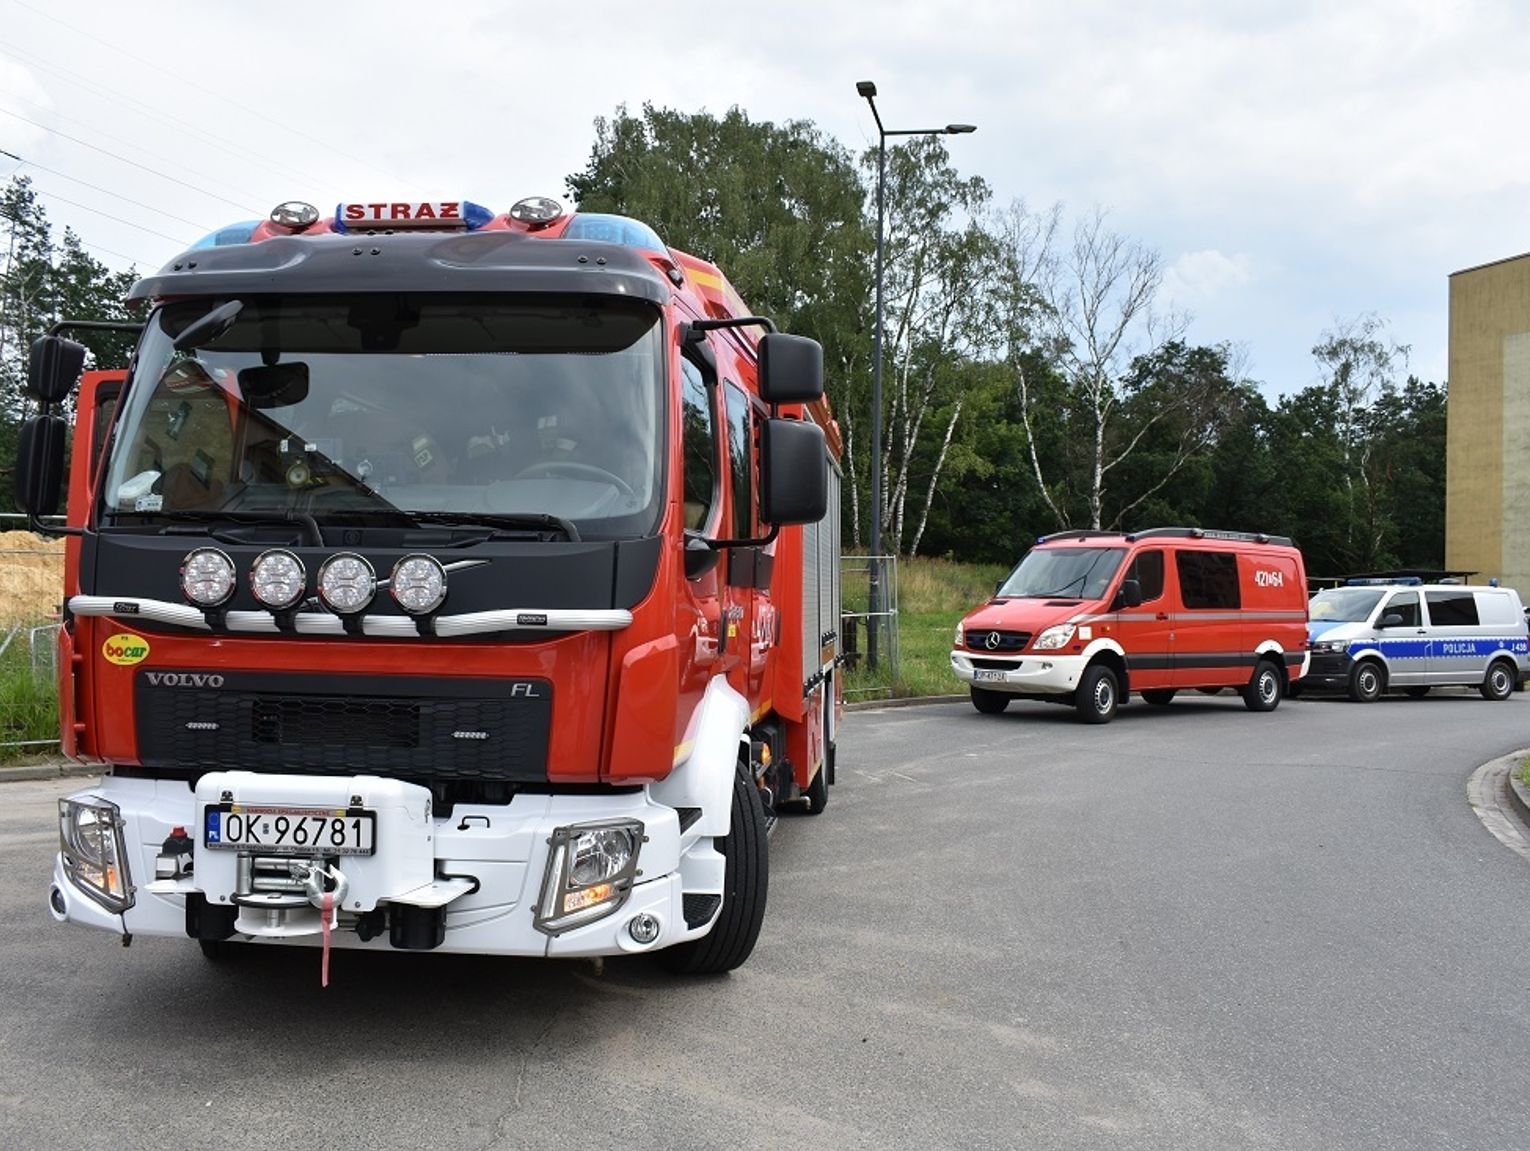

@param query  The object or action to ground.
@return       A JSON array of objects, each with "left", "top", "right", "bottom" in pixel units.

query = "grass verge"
[
  {"left": 0, "top": 624, "right": 60, "bottom": 763},
  {"left": 842, "top": 554, "right": 1010, "bottom": 700}
]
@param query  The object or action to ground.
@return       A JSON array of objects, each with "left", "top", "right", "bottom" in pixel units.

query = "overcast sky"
[{"left": 3, "top": 0, "right": 1526, "bottom": 396}]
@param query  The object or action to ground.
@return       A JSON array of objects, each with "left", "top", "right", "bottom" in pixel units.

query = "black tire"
[
  {"left": 970, "top": 686, "right": 1010, "bottom": 714},
  {"left": 1074, "top": 665, "right": 1119, "bottom": 724},
  {"left": 658, "top": 766, "right": 768, "bottom": 975},
  {"left": 1285, "top": 681, "right": 1303, "bottom": 699},
  {"left": 1403, "top": 686, "right": 1431, "bottom": 699},
  {"left": 1242, "top": 660, "right": 1283, "bottom": 712},
  {"left": 1141, "top": 689, "right": 1176, "bottom": 706},
  {"left": 1195, "top": 687, "right": 1224, "bottom": 696},
  {"left": 1481, "top": 660, "right": 1516, "bottom": 702},
  {"left": 1348, "top": 661, "right": 1384, "bottom": 703},
  {"left": 199, "top": 939, "right": 240, "bottom": 961}
]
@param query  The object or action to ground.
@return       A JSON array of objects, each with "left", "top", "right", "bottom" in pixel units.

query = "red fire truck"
[{"left": 16, "top": 196, "right": 843, "bottom": 976}]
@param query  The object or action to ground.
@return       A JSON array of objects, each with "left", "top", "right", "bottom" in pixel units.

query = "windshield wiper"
[
  {"left": 108, "top": 508, "right": 323, "bottom": 547},
  {"left": 403, "top": 511, "right": 581, "bottom": 542}
]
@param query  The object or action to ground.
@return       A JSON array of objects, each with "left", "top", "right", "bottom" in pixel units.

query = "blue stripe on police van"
[{"left": 1350, "top": 638, "right": 1529, "bottom": 658}]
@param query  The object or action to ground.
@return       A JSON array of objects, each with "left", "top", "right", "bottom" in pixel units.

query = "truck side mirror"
[
  {"left": 14, "top": 413, "right": 68, "bottom": 517},
  {"left": 759, "top": 417, "right": 827, "bottom": 525},
  {"left": 1113, "top": 579, "right": 1143, "bottom": 610},
  {"left": 27, "top": 336, "right": 87, "bottom": 404},
  {"left": 757, "top": 333, "right": 824, "bottom": 404}
]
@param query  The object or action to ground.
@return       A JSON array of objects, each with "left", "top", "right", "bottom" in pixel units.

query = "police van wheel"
[
  {"left": 1481, "top": 661, "right": 1517, "bottom": 702},
  {"left": 1348, "top": 661, "right": 1384, "bottom": 703},
  {"left": 970, "top": 686, "right": 1010, "bottom": 714},
  {"left": 1075, "top": 665, "right": 1119, "bottom": 724},
  {"left": 658, "top": 765, "right": 768, "bottom": 975},
  {"left": 1243, "top": 660, "right": 1283, "bottom": 712}
]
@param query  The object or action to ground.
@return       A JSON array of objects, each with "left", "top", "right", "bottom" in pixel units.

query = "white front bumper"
[
  {"left": 49, "top": 772, "right": 724, "bottom": 959},
  {"left": 950, "top": 649, "right": 1088, "bottom": 695}
]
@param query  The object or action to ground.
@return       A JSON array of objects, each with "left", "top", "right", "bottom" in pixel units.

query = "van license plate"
[
  {"left": 203, "top": 806, "right": 376, "bottom": 856},
  {"left": 974, "top": 668, "right": 1010, "bottom": 683}
]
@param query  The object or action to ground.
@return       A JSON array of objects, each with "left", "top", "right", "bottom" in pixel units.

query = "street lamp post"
[{"left": 856, "top": 80, "right": 974, "bottom": 671}]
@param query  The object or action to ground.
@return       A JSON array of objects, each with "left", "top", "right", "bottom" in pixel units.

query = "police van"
[
  {"left": 951, "top": 528, "right": 1309, "bottom": 723},
  {"left": 1302, "top": 579, "right": 1530, "bottom": 701}
]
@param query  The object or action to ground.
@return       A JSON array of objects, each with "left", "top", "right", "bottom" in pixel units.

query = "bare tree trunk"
[
  {"left": 1014, "top": 359, "right": 1068, "bottom": 527},
  {"left": 910, "top": 399, "right": 962, "bottom": 556}
]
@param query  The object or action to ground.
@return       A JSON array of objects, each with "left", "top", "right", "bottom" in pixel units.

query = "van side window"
[
  {"left": 1127, "top": 549, "right": 1165, "bottom": 602},
  {"left": 1176, "top": 550, "right": 1240, "bottom": 609},
  {"left": 1425, "top": 590, "right": 1479, "bottom": 626},
  {"left": 679, "top": 358, "right": 717, "bottom": 531},
  {"left": 1385, "top": 591, "right": 1419, "bottom": 627}
]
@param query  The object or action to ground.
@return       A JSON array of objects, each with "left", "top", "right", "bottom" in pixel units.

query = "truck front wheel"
[{"left": 658, "top": 766, "right": 769, "bottom": 975}]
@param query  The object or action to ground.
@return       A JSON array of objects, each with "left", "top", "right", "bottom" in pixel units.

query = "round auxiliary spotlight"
[
  {"left": 269, "top": 201, "right": 320, "bottom": 228},
  {"left": 508, "top": 196, "right": 564, "bottom": 226},
  {"left": 180, "top": 548, "right": 236, "bottom": 608},
  {"left": 250, "top": 549, "right": 307, "bottom": 611},
  {"left": 317, "top": 553, "right": 376, "bottom": 614},
  {"left": 389, "top": 554, "right": 447, "bottom": 615}
]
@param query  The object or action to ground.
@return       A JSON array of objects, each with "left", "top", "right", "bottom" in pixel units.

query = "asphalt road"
[{"left": 3, "top": 689, "right": 1528, "bottom": 1150}]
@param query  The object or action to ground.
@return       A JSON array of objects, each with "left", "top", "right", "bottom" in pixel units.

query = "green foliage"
[
  {"left": 0, "top": 626, "right": 58, "bottom": 761},
  {"left": 1, "top": 176, "right": 140, "bottom": 513}
]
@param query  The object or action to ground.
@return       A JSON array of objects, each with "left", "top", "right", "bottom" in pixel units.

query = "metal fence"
[
  {"left": 0, "top": 620, "right": 61, "bottom": 754},
  {"left": 839, "top": 552, "right": 899, "bottom": 698}
]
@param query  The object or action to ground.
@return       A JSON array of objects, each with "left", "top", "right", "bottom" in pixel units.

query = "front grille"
[
  {"left": 135, "top": 671, "right": 552, "bottom": 782},
  {"left": 964, "top": 629, "right": 1032, "bottom": 653}
]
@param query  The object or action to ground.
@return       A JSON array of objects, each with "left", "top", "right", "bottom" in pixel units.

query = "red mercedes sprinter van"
[{"left": 951, "top": 528, "right": 1309, "bottom": 723}]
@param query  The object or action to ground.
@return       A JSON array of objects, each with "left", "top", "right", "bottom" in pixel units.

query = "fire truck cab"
[{"left": 16, "top": 197, "right": 843, "bottom": 976}]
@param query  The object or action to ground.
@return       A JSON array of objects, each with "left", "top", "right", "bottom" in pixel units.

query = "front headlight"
[
  {"left": 954, "top": 623, "right": 965, "bottom": 648},
  {"left": 1033, "top": 624, "right": 1077, "bottom": 651},
  {"left": 1312, "top": 639, "right": 1350, "bottom": 654},
  {"left": 534, "top": 820, "right": 644, "bottom": 935},
  {"left": 58, "top": 797, "right": 134, "bottom": 913}
]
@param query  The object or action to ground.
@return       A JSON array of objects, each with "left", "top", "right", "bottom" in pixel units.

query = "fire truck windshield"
[{"left": 100, "top": 294, "right": 666, "bottom": 538}]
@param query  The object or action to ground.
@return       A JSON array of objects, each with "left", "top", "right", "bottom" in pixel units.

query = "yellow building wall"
[{"left": 1447, "top": 253, "right": 1530, "bottom": 592}]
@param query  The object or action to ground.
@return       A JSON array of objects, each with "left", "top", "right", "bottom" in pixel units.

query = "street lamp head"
[
  {"left": 945, "top": 123, "right": 977, "bottom": 134},
  {"left": 856, "top": 80, "right": 877, "bottom": 98}
]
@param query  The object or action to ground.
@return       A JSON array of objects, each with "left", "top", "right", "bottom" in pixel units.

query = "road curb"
[
  {"left": 0, "top": 758, "right": 100, "bottom": 784},
  {"left": 1507, "top": 754, "right": 1530, "bottom": 829},
  {"left": 845, "top": 693, "right": 966, "bottom": 713},
  {"left": 1466, "top": 751, "right": 1530, "bottom": 863}
]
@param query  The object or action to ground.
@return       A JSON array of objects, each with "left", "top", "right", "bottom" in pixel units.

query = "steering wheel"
[{"left": 512, "top": 460, "right": 636, "bottom": 499}]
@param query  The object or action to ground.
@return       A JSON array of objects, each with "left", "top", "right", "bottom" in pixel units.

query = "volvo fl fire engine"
[{"left": 16, "top": 196, "right": 844, "bottom": 976}]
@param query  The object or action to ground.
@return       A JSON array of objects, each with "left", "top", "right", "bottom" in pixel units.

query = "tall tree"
[
  {"left": 566, "top": 103, "right": 872, "bottom": 535},
  {"left": 867, "top": 135, "right": 1002, "bottom": 556},
  {"left": 0, "top": 176, "right": 138, "bottom": 512}
]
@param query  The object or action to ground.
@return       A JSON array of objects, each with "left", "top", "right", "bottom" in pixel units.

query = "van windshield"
[
  {"left": 998, "top": 547, "right": 1126, "bottom": 600},
  {"left": 1309, "top": 587, "right": 1384, "bottom": 623}
]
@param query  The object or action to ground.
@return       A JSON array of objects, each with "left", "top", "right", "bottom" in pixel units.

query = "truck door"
[
  {"left": 721, "top": 380, "right": 773, "bottom": 703},
  {"left": 678, "top": 356, "right": 725, "bottom": 680},
  {"left": 1423, "top": 588, "right": 1481, "bottom": 684},
  {"left": 1171, "top": 548, "right": 1241, "bottom": 688},
  {"left": 1375, "top": 589, "right": 1426, "bottom": 685},
  {"left": 1117, "top": 547, "right": 1173, "bottom": 691}
]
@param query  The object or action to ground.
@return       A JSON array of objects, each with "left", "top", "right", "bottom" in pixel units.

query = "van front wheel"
[
  {"left": 1075, "top": 665, "right": 1119, "bottom": 724},
  {"left": 1243, "top": 660, "right": 1283, "bottom": 712},
  {"left": 1348, "top": 661, "right": 1384, "bottom": 703},
  {"left": 1481, "top": 660, "right": 1517, "bottom": 701}
]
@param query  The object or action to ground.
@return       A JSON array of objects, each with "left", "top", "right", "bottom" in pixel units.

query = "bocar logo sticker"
[{"left": 103, "top": 633, "right": 151, "bottom": 666}]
